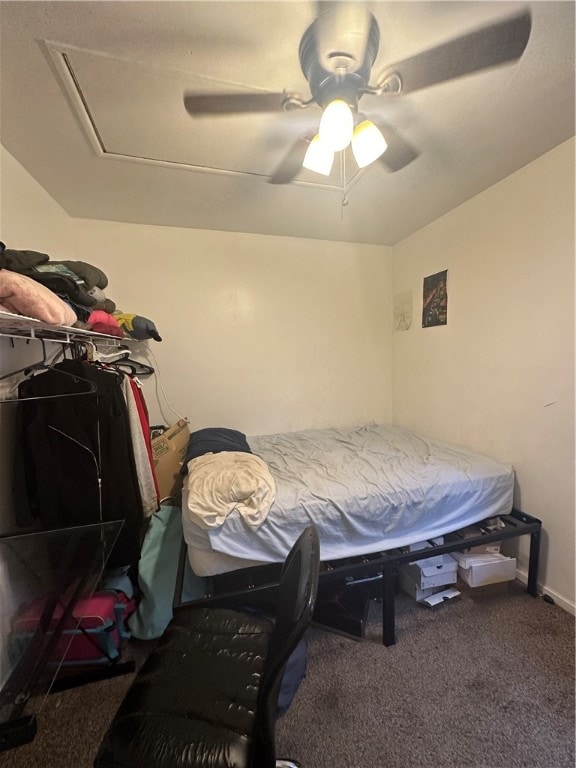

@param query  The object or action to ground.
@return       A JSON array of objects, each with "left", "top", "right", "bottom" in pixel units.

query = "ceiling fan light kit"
[
  {"left": 302, "top": 134, "right": 335, "bottom": 176},
  {"left": 352, "top": 120, "right": 388, "bottom": 168},
  {"left": 318, "top": 99, "right": 354, "bottom": 152},
  {"left": 305, "top": 111, "right": 388, "bottom": 175}
]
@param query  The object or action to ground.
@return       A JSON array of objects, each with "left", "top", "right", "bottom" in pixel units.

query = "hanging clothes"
[
  {"left": 13, "top": 359, "right": 145, "bottom": 569},
  {"left": 121, "top": 373, "right": 159, "bottom": 516},
  {"left": 129, "top": 376, "right": 160, "bottom": 500}
]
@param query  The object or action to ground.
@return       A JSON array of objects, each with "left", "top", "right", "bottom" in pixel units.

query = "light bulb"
[
  {"left": 351, "top": 120, "right": 387, "bottom": 168},
  {"left": 318, "top": 99, "right": 354, "bottom": 152},
  {"left": 302, "top": 134, "right": 334, "bottom": 176}
]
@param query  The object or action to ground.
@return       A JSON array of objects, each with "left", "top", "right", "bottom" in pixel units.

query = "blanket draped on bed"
[{"left": 184, "top": 451, "right": 275, "bottom": 529}]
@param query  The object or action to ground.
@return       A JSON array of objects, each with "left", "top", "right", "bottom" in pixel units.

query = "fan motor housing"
[{"left": 299, "top": 14, "right": 380, "bottom": 110}]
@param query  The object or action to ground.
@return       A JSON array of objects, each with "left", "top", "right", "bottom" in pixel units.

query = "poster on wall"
[
  {"left": 393, "top": 291, "right": 413, "bottom": 331},
  {"left": 422, "top": 270, "right": 448, "bottom": 328}
]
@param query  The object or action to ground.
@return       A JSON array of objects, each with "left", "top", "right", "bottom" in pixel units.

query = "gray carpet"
[{"left": 2, "top": 582, "right": 574, "bottom": 768}]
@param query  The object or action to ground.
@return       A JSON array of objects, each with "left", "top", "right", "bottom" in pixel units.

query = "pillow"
[{"left": 182, "top": 427, "right": 252, "bottom": 473}]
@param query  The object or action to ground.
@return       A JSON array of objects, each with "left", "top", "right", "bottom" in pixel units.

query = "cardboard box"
[
  {"left": 408, "top": 552, "right": 445, "bottom": 567},
  {"left": 408, "top": 537, "right": 445, "bottom": 566},
  {"left": 456, "top": 553, "right": 517, "bottom": 587},
  {"left": 399, "top": 554, "right": 458, "bottom": 590},
  {"left": 150, "top": 419, "right": 190, "bottom": 502},
  {"left": 399, "top": 568, "right": 440, "bottom": 603},
  {"left": 450, "top": 526, "right": 502, "bottom": 554}
]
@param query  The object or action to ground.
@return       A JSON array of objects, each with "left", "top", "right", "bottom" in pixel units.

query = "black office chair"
[{"left": 94, "top": 525, "right": 320, "bottom": 768}]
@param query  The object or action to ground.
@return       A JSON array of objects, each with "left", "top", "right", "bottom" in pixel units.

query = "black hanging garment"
[{"left": 13, "top": 360, "right": 144, "bottom": 569}]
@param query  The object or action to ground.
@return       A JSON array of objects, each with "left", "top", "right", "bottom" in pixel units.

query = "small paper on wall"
[
  {"left": 393, "top": 291, "right": 413, "bottom": 331},
  {"left": 422, "top": 270, "right": 448, "bottom": 328}
]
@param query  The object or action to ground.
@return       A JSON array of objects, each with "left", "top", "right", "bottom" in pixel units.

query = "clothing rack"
[{"left": 0, "top": 312, "right": 151, "bottom": 402}]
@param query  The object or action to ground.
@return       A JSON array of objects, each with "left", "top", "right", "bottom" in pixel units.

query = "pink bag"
[{"left": 12, "top": 590, "right": 136, "bottom": 665}]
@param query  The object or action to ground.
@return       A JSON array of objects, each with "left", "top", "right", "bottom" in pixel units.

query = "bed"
[
  {"left": 181, "top": 423, "right": 514, "bottom": 577},
  {"left": 177, "top": 423, "right": 541, "bottom": 645}
]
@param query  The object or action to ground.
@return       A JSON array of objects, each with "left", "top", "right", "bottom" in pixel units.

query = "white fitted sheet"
[{"left": 182, "top": 424, "right": 514, "bottom": 576}]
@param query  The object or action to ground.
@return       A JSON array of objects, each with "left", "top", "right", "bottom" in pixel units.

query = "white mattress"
[{"left": 182, "top": 424, "right": 514, "bottom": 576}]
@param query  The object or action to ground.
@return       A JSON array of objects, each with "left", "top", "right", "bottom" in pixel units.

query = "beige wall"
[
  {"left": 68, "top": 219, "right": 393, "bottom": 434},
  {"left": 0, "top": 146, "right": 73, "bottom": 249},
  {"left": 392, "top": 138, "right": 575, "bottom": 611},
  {"left": 0, "top": 143, "right": 393, "bottom": 476}
]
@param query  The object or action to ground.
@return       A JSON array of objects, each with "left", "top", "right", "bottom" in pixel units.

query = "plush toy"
[
  {"left": 114, "top": 313, "right": 162, "bottom": 341},
  {"left": 87, "top": 310, "right": 124, "bottom": 337}
]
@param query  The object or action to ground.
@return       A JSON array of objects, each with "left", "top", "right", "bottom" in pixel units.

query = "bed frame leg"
[
  {"left": 382, "top": 562, "right": 396, "bottom": 646},
  {"left": 527, "top": 527, "right": 541, "bottom": 597}
]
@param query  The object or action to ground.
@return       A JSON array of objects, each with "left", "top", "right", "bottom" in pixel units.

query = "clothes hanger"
[
  {"left": 0, "top": 338, "right": 98, "bottom": 403},
  {"left": 80, "top": 341, "right": 154, "bottom": 377},
  {"left": 89, "top": 344, "right": 131, "bottom": 365},
  {"left": 103, "top": 358, "right": 155, "bottom": 377}
]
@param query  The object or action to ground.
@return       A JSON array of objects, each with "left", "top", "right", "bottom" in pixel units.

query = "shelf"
[{"left": 0, "top": 311, "right": 131, "bottom": 345}]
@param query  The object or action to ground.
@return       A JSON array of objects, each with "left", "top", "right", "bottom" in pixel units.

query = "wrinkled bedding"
[
  {"left": 183, "top": 424, "right": 514, "bottom": 570},
  {"left": 184, "top": 451, "right": 275, "bottom": 529}
]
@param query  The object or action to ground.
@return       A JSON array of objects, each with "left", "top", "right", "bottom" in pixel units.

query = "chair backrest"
[{"left": 254, "top": 525, "right": 320, "bottom": 766}]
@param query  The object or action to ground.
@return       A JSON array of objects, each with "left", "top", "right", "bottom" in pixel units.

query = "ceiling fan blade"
[
  {"left": 184, "top": 91, "right": 287, "bottom": 116},
  {"left": 371, "top": 121, "right": 419, "bottom": 172},
  {"left": 378, "top": 11, "right": 532, "bottom": 95},
  {"left": 268, "top": 137, "right": 313, "bottom": 184}
]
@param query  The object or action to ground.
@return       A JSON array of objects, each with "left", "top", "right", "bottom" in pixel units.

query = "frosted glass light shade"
[
  {"left": 318, "top": 100, "right": 354, "bottom": 152},
  {"left": 302, "top": 134, "right": 334, "bottom": 176},
  {"left": 352, "top": 120, "right": 387, "bottom": 168}
]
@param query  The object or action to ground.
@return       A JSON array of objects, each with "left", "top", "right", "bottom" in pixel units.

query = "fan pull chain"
[{"left": 340, "top": 151, "right": 349, "bottom": 218}]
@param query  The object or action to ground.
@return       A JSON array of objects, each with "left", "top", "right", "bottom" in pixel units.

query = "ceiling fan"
[{"left": 183, "top": 3, "right": 532, "bottom": 185}]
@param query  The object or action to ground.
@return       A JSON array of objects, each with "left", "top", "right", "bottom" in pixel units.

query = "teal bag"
[{"left": 128, "top": 506, "right": 206, "bottom": 640}]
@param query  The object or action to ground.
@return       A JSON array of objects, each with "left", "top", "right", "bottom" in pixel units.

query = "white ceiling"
[{"left": 0, "top": 1, "right": 574, "bottom": 246}]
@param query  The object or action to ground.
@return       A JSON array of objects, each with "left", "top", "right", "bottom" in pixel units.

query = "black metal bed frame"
[{"left": 174, "top": 508, "right": 542, "bottom": 646}]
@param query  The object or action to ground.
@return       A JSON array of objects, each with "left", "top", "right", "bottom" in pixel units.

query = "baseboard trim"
[{"left": 515, "top": 566, "right": 575, "bottom": 616}]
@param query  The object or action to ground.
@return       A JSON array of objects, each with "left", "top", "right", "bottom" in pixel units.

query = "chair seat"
[{"left": 95, "top": 607, "right": 274, "bottom": 768}]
